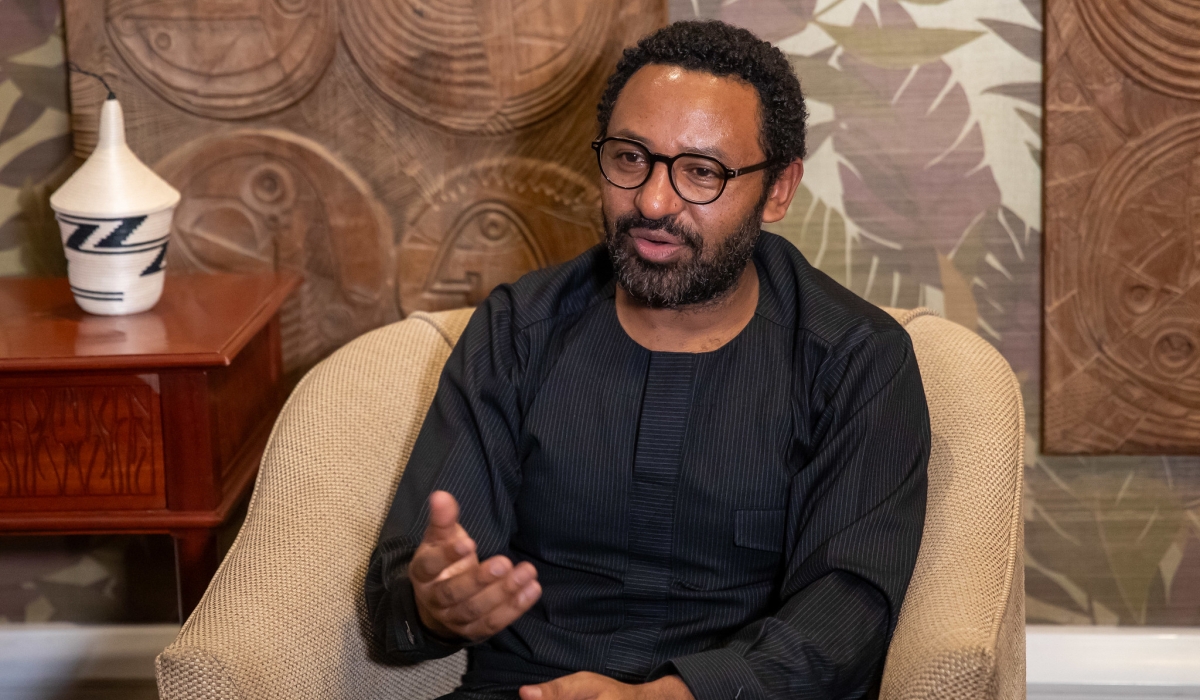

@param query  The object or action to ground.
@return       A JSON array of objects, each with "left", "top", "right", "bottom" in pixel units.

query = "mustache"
[{"left": 613, "top": 213, "right": 702, "bottom": 250}]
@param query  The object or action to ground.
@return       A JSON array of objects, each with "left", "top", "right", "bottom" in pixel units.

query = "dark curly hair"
[{"left": 596, "top": 20, "right": 807, "bottom": 187}]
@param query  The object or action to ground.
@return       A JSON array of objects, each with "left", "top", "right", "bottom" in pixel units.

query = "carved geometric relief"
[
  {"left": 0, "top": 378, "right": 165, "bottom": 510},
  {"left": 340, "top": 0, "right": 615, "bottom": 133},
  {"left": 1044, "top": 0, "right": 1200, "bottom": 453},
  {"left": 397, "top": 158, "right": 602, "bottom": 314},
  {"left": 154, "top": 130, "right": 395, "bottom": 371},
  {"left": 65, "top": 0, "right": 666, "bottom": 371},
  {"left": 106, "top": 0, "right": 337, "bottom": 119},
  {"left": 1076, "top": 1, "right": 1200, "bottom": 101}
]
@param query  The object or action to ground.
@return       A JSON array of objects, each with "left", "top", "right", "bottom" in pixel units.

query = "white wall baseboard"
[
  {"left": 0, "top": 623, "right": 178, "bottom": 699},
  {"left": 1, "top": 623, "right": 1198, "bottom": 699},
  {"left": 1027, "top": 626, "right": 1200, "bottom": 700}
]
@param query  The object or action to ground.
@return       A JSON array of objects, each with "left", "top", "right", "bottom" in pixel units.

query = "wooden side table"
[{"left": 0, "top": 272, "right": 300, "bottom": 619}]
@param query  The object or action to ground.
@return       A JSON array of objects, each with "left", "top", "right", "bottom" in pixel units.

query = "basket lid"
[{"left": 50, "top": 98, "right": 181, "bottom": 219}]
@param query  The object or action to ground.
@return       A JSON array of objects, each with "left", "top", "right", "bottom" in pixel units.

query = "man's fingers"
[
  {"left": 430, "top": 555, "right": 513, "bottom": 606},
  {"left": 441, "top": 560, "right": 535, "bottom": 622},
  {"left": 519, "top": 672, "right": 602, "bottom": 700},
  {"left": 423, "top": 490, "right": 462, "bottom": 543},
  {"left": 409, "top": 536, "right": 475, "bottom": 583},
  {"left": 434, "top": 549, "right": 478, "bottom": 582},
  {"left": 457, "top": 577, "right": 541, "bottom": 639}
]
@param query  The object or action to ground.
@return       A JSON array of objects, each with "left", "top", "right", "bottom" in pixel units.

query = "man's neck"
[{"left": 615, "top": 262, "right": 759, "bottom": 353}]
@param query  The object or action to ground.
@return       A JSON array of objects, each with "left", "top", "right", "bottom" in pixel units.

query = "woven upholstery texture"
[
  {"left": 156, "top": 310, "right": 475, "bottom": 700},
  {"left": 878, "top": 310, "right": 1025, "bottom": 700},
  {"left": 156, "top": 306, "right": 1025, "bottom": 700}
]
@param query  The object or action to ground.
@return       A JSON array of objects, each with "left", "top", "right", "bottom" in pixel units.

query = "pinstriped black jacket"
[{"left": 367, "top": 232, "right": 930, "bottom": 700}]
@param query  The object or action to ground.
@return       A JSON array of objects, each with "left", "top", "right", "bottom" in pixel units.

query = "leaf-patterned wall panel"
[
  {"left": 691, "top": 0, "right": 1200, "bottom": 626},
  {"left": 0, "top": 0, "right": 75, "bottom": 277}
]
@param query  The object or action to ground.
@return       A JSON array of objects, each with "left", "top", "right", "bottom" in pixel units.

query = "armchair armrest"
[
  {"left": 156, "top": 310, "right": 474, "bottom": 700},
  {"left": 879, "top": 311, "right": 1026, "bottom": 700}
]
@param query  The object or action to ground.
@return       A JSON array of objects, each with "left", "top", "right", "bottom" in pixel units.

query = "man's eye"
[
  {"left": 618, "top": 151, "right": 645, "bottom": 164},
  {"left": 687, "top": 166, "right": 718, "bottom": 180}
]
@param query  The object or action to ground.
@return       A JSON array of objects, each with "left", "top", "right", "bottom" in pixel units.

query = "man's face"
[{"left": 602, "top": 65, "right": 770, "bottom": 308}]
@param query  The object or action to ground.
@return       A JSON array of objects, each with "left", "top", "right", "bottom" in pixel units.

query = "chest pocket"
[{"left": 735, "top": 509, "right": 786, "bottom": 552}]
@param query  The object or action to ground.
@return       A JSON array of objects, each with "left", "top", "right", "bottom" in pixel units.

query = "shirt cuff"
[
  {"left": 662, "top": 648, "right": 767, "bottom": 700},
  {"left": 386, "top": 574, "right": 465, "bottom": 660}
]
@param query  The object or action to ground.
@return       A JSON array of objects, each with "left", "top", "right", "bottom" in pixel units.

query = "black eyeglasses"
[{"left": 591, "top": 137, "right": 775, "bottom": 205}]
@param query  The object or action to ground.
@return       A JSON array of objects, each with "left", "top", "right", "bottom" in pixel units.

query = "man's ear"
[{"left": 761, "top": 159, "right": 805, "bottom": 224}]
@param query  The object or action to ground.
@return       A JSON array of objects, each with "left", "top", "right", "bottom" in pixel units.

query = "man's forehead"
[
  {"left": 619, "top": 64, "right": 759, "bottom": 112},
  {"left": 610, "top": 64, "right": 762, "bottom": 157}
]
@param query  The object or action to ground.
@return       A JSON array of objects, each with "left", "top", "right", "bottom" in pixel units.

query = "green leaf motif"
[
  {"left": 1020, "top": 0, "right": 1043, "bottom": 28},
  {"left": 0, "top": 95, "right": 46, "bottom": 146},
  {"left": 816, "top": 22, "right": 984, "bottom": 70},
  {"left": 979, "top": 18, "right": 1043, "bottom": 63},
  {"left": 1016, "top": 107, "right": 1041, "bottom": 137},
  {"left": 4, "top": 60, "right": 69, "bottom": 112},
  {"left": 787, "top": 50, "right": 892, "bottom": 117},
  {"left": 766, "top": 184, "right": 857, "bottom": 289},
  {"left": 983, "top": 81, "right": 1042, "bottom": 108},
  {"left": 0, "top": 133, "right": 71, "bottom": 187},
  {"left": 805, "top": 120, "right": 836, "bottom": 155},
  {"left": 766, "top": 184, "right": 900, "bottom": 306}
]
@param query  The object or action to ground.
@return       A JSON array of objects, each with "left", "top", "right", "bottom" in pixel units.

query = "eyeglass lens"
[{"left": 599, "top": 140, "right": 726, "bottom": 204}]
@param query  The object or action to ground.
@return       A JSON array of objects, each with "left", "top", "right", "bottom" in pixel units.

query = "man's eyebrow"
[{"left": 609, "top": 129, "right": 732, "bottom": 162}]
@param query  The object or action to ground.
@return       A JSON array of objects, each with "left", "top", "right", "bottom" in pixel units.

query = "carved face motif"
[
  {"left": 156, "top": 130, "right": 394, "bottom": 370},
  {"left": 397, "top": 159, "right": 601, "bottom": 314}
]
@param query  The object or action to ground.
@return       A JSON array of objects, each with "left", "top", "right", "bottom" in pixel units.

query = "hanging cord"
[{"left": 67, "top": 62, "right": 116, "bottom": 100}]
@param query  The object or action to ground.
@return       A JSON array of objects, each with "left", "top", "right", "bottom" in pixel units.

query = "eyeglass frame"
[{"left": 591, "top": 136, "right": 777, "bottom": 205}]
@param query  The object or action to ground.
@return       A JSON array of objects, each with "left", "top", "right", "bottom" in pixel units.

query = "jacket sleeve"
[
  {"left": 661, "top": 329, "right": 930, "bottom": 700},
  {"left": 364, "top": 289, "right": 525, "bottom": 664}
]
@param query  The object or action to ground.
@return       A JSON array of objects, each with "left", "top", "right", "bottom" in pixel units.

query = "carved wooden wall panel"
[
  {"left": 106, "top": 0, "right": 339, "bottom": 119},
  {"left": 63, "top": 0, "right": 666, "bottom": 371},
  {"left": 154, "top": 129, "right": 394, "bottom": 370},
  {"left": 398, "top": 158, "right": 603, "bottom": 314},
  {"left": 1044, "top": 0, "right": 1200, "bottom": 454}
]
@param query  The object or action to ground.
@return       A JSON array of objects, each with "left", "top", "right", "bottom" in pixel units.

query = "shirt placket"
[{"left": 604, "top": 352, "right": 697, "bottom": 679}]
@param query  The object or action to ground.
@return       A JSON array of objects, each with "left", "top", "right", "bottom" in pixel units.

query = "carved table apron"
[{"left": 0, "top": 273, "right": 299, "bottom": 619}]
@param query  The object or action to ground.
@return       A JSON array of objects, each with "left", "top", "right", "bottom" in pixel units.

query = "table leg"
[{"left": 172, "top": 528, "right": 220, "bottom": 622}]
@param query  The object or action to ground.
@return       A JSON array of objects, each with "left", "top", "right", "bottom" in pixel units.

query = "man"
[{"left": 367, "top": 20, "right": 929, "bottom": 700}]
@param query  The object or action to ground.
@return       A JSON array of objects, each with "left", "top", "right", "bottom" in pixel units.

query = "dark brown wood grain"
[
  {"left": 0, "top": 374, "right": 165, "bottom": 510},
  {"left": 0, "top": 273, "right": 300, "bottom": 371},
  {"left": 1044, "top": 0, "right": 1200, "bottom": 454},
  {"left": 0, "top": 274, "right": 296, "bottom": 618}
]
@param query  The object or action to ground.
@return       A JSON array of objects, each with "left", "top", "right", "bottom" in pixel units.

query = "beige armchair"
[{"left": 156, "top": 307, "right": 1025, "bottom": 700}]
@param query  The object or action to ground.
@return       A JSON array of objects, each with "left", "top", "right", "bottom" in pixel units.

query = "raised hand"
[{"left": 410, "top": 490, "right": 541, "bottom": 642}]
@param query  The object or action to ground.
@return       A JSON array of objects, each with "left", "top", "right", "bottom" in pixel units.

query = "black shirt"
[{"left": 366, "top": 232, "right": 930, "bottom": 699}]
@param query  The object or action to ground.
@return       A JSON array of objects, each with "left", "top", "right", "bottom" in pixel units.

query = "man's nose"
[{"left": 633, "top": 161, "right": 685, "bottom": 219}]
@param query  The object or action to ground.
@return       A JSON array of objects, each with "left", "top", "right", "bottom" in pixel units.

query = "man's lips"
[
  {"left": 630, "top": 227, "right": 687, "bottom": 263},
  {"left": 631, "top": 227, "right": 680, "bottom": 245}
]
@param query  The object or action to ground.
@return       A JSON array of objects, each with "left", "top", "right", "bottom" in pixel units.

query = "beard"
[{"left": 604, "top": 199, "right": 765, "bottom": 309}]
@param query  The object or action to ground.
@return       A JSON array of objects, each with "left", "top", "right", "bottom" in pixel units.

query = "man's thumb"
[{"left": 425, "top": 490, "right": 460, "bottom": 539}]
